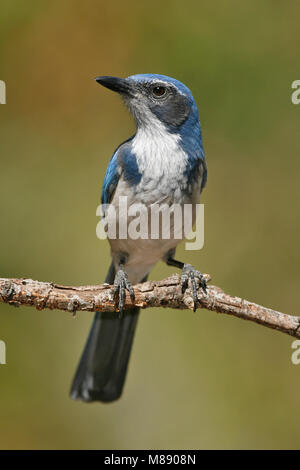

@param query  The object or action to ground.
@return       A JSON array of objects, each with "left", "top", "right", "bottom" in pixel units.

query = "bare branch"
[{"left": 0, "top": 275, "right": 299, "bottom": 339}]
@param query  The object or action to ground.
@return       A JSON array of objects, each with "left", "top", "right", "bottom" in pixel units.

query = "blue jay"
[{"left": 70, "top": 74, "right": 207, "bottom": 402}]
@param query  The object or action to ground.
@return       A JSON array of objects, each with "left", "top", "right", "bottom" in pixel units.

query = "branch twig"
[{"left": 0, "top": 275, "right": 299, "bottom": 339}]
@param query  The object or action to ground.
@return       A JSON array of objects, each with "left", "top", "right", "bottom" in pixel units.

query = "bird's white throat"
[{"left": 132, "top": 118, "right": 188, "bottom": 179}]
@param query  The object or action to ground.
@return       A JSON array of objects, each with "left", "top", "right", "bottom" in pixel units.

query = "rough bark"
[{"left": 0, "top": 275, "right": 299, "bottom": 339}]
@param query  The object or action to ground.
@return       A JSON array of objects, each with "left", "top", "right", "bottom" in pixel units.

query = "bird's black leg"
[
  {"left": 166, "top": 254, "right": 207, "bottom": 312},
  {"left": 113, "top": 260, "right": 135, "bottom": 317}
]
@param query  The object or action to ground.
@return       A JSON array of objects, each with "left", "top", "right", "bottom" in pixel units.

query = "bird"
[{"left": 70, "top": 73, "right": 207, "bottom": 403}]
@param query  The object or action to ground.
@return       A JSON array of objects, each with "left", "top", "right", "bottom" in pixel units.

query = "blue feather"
[
  {"left": 101, "top": 151, "right": 120, "bottom": 205},
  {"left": 178, "top": 102, "right": 207, "bottom": 192},
  {"left": 101, "top": 137, "right": 142, "bottom": 204},
  {"left": 119, "top": 142, "right": 142, "bottom": 187}
]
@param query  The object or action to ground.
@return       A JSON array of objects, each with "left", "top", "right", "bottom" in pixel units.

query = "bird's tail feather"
[{"left": 70, "top": 263, "right": 143, "bottom": 403}]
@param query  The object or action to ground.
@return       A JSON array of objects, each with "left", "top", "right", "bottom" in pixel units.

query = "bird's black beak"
[{"left": 95, "top": 76, "right": 133, "bottom": 95}]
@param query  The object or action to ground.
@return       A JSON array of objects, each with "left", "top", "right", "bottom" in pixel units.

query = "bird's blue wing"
[
  {"left": 184, "top": 144, "right": 207, "bottom": 194},
  {"left": 101, "top": 136, "right": 141, "bottom": 205},
  {"left": 200, "top": 157, "right": 207, "bottom": 192},
  {"left": 101, "top": 150, "right": 121, "bottom": 205}
]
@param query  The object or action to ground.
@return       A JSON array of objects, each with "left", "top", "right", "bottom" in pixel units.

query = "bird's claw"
[
  {"left": 113, "top": 267, "right": 135, "bottom": 317},
  {"left": 181, "top": 264, "right": 207, "bottom": 312}
]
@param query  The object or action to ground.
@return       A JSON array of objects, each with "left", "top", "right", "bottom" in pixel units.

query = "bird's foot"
[
  {"left": 113, "top": 266, "right": 135, "bottom": 317},
  {"left": 181, "top": 264, "right": 207, "bottom": 312}
]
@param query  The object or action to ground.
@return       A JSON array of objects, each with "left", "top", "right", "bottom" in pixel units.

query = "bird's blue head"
[{"left": 95, "top": 73, "right": 201, "bottom": 137}]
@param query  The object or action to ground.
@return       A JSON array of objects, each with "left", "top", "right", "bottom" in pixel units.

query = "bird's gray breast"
[
  {"left": 128, "top": 127, "right": 196, "bottom": 204},
  {"left": 107, "top": 127, "right": 203, "bottom": 283}
]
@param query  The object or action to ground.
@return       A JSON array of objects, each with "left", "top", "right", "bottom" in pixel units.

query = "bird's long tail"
[{"left": 70, "top": 263, "right": 142, "bottom": 403}]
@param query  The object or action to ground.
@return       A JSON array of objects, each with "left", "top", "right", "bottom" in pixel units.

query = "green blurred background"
[{"left": 0, "top": 0, "right": 300, "bottom": 450}]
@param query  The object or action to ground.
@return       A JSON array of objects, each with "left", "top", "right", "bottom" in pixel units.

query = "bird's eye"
[{"left": 152, "top": 86, "right": 166, "bottom": 98}]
